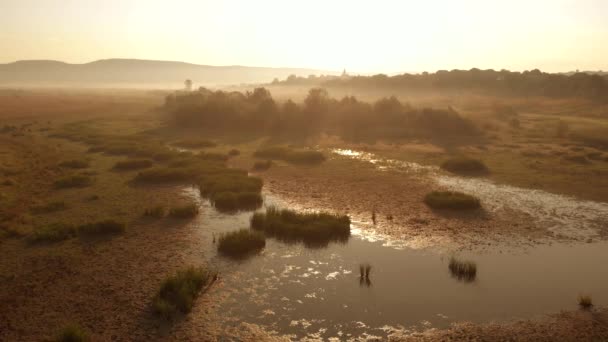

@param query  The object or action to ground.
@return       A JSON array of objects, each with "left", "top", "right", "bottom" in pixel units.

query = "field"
[{"left": 1, "top": 88, "right": 608, "bottom": 340}]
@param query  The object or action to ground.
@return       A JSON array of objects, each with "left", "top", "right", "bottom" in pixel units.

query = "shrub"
[
  {"left": 54, "top": 175, "right": 94, "bottom": 188},
  {"left": 172, "top": 139, "right": 217, "bottom": 149},
  {"left": 448, "top": 257, "right": 477, "bottom": 282},
  {"left": 28, "top": 223, "right": 76, "bottom": 243},
  {"left": 211, "top": 191, "right": 263, "bottom": 212},
  {"left": 228, "top": 149, "right": 240, "bottom": 156},
  {"left": 578, "top": 295, "right": 593, "bottom": 309},
  {"left": 58, "top": 160, "right": 89, "bottom": 169},
  {"left": 78, "top": 220, "right": 125, "bottom": 236},
  {"left": 144, "top": 205, "right": 165, "bottom": 218},
  {"left": 134, "top": 167, "right": 197, "bottom": 183},
  {"left": 440, "top": 157, "right": 488, "bottom": 175},
  {"left": 169, "top": 204, "right": 199, "bottom": 218},
  {"left": 152, "top": 267, "right": 213, "bottom": 320},
  {"left": 55, "top": 323, "right": 89, "bottom": 342},
  {"left": 217, "top": 229, "right": 266, "bottom": 258},
  {"left": 30, "top": 201, "right": 67, "bottom": 214},
  {"left": 252, "top": 160, "right": 272, "bottom": 171},
  {"left": 254, "top": 146, "right": 326, "bottom": 164},
  {"left": 113, "top": 159, "right": 154, "bottom": 170},
  {"left": 251, "top": 207, "right": 350, "bottom": 247},
  {"left": 424, "top": 191, "right": 481, "bottom": 210}
]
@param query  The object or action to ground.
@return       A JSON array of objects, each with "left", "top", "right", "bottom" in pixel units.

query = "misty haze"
[{"left": 1, "top": 1, "right": 608, "bottom": 341}]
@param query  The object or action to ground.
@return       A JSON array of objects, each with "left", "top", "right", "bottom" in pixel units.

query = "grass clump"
[
  {"left": 58, "top": 159, "right": 89, "bottom": 169},
  {"left": 448, "top": 257, "right": 477, "bottom": 282},
  {"left": 172, "top": 139, "right": 217, "bottom": 149},
  {"left": 210, "top": 192, "right": 263, "bottom": 212},
  {"left": 134, "top": 167, "right": 198, "bottom": 183},
  {"left": 198, "top": 152, "right": 229, "bottom": 161},
  {"left": 228, "top": 149, "right": 240, "bottom": 156},
  {"left": 28, "top": 223, "right": 76, "bottom": 243},
  {"left": 251, "top": 207, "right": 350, "bottom": 247},
  {"left": 424, "top": 191, "right": 481, "bottom": 210},
  {"left": 144, "top": 205, "right": 165, "bottom": 218},
  {"left": 218, "top": 228, "right": 266, "bottom": 258},
  {"left": 31, "top": 201, "right": 68, "bottom": 214},
  {"left": 55, "top": 323, "right": 89, "bottom": 342},
  {"left": 78, "top": 220, "right": 125, "bottom": 236},
  {"left": 578, "top": 295, "right": 593, "bottom": 309},
  {"left": 54, "top": 175, "right": 94, "bottom": 189},
  {"left": 152, "top": 267, "right": 213, "bottom": 320},
  {"left": 113, "top": 159, "right": 154, "bottom": 170},
  {"left": 440, "top": 157, "right": 488, "bottom": 175},
  {"left": 252, "top": 160, "right": 272, "bottom": 171},
  {"left": 254, "top": 146, "right": 326, "bottom": 164},
  {"left": 169, "top": 204, "right": 199, "bottom": 218}
]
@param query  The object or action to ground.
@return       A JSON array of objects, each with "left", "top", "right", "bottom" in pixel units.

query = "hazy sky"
[{"left": 2, "top": 0, "right": 607, "bottom": 73}]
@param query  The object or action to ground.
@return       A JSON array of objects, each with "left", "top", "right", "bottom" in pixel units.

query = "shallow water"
[
  {"left": 183, "top": 187, "right": 608, "bottom": 340},
  {"left": 331, "top": 149, "right": 608, "bottom": 241}
]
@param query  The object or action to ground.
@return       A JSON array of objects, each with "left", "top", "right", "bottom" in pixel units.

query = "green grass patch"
[
  {"left": 440, "top": 157, "right": 488, "bottom": 175},
  {"left": 78, "top": 220, "right": 126, "bottom": 236},
  {"left": 210, "top": 191, "right": 263, "bottom": 212},
  {"left": 254, "top": 146, "right": 326, "bottom": 164},
  {"left": 217, "top": 228, "right": 266, "bottom": 258},
  {"left": 58, "top": 159, "right": 90, "bottom": 169},
  {"left": 152, "top": 266, "right": 214, "bottom": 320},
  {"left": 54, "top": 175, "right": 94, "bottom": 189},
  {"left": 28, "top": 223, "right": 76, "bottom": 243},
  {"left": 144, "top": 205, "right": 165, "bottom": 218},
  {"left": 169, "top": 204, "right": 199, "bottom": 218},
  {"left": 251, "top": 207, "right": 350, "bottom": 247},
  {"left": 30, "top": 201, "right": 68, "bottom": 214},
  {"left": 55, "top": 323, "right": 89, "bottom": 342},
  {"left": 113, "top": 159, "right": 154, "bottom": 170},
  {"left": 448, "top": 257, "right": 477, "bottom": 282},
  {"left": 252, "top": 160, "right": 272, "bottom": 171},
  {"left": 578, "top": 295, "right": 593, "bottom": 309},
  {"left": 424, "top": 191, "right": 481, "bottom": 210}
]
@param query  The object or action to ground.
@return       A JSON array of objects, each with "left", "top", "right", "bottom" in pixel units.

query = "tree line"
[{"left": 165, "top": 87, "right": 478, "bottom": 142}]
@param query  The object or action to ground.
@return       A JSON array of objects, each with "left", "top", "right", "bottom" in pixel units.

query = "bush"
[
  {"left": 440, "top": 157, "right": 488, "bottom": 175},
  {"left": 218, "top": 229, "right": 265, "bottom": 258},
  {"left": 28, "top": 223, "right": 76, "bottom": 243},
  {"left": 152, "top": 267, "right": 213, "bottom": 320},
  {"left": 113, "top": 159, "right": 154, "bottom": 170},
  {"left": 144, "top": 205, "right": 165, "bottom": 218},
  {"left": 424, "top": 191, "right": 481, "bottom": 210},
  {"left": 578, "top": 295, "right": 593, "bottom": 309},
  {"left": 30, "top": 201, "right": 67, "bottom": 214},
  {"left": 78, "top": 220, "right": 126, "bottom": 236},
  {"left": 251, "top": 207, "right": 350, "bottom": 247},
  {"left": 55, "top": 323, "right": 89, "bottom": 342},
  {"left": 448, "top": 257, "right": 477, "bottom": 282},
  {"left": 210, "top": 191, "right": 263, "bottom": 212},
  {"left": 54, "top": 175, "right": 94, "bottom": 188},
  {"left": 169, "top": 204, "right": 199, "bottom": 218},
  {"left": 252, "top": 160, "right": 272, "bottom": 171},
  {"left": 172, "top": 139, "right": 217, "bottom": 149},
  {"left": 254, "top": 146, "right": 326, "bottom": 164},
  {"left": 58, "top": 160, "right": 89, "bottom": 169}
]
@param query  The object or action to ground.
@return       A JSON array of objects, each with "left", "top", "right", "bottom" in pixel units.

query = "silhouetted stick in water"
[
  {"left": 372, "top": 209, "right": 377, "bottom": 225},
  {"left": 359, "top": 263, "right": 373, "bottom": 287}
]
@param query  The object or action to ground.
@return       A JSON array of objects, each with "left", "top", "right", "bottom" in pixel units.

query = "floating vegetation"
[
  {"left": 251, "top": 207, "right": 350, "bottom": 247},
  {"left": 441, "top": 157, "right": 488, "bottom": 175},
  {"left": 217, "top": 228, "right": 266, "bottom": 258},
  {"left": 113, "top": 159, "right": 154, "bottom": 170},
  {"left": 152, "top": 266, "right": 215, "bottom": 320},
  {"left": 424, "top": 191, "right": 481, "bottom": 210},
  {"left": 448, "top": 257, "right": 477, "bottom": 282},
  {"left": 578, "top": 295, "right": 593, "bottom": 309}
]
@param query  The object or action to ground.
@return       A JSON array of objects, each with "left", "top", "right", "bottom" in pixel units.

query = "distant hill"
[{"left": 0, "top": 58, "right": 335, "bottom": 88}]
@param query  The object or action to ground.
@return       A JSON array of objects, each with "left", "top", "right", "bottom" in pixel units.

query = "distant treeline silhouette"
[
  {"left": 273, "top": 69, "right": 608, "bottom": 101},
  {"left": 165, "top": 87, "right": 478, "bottom": 142}
]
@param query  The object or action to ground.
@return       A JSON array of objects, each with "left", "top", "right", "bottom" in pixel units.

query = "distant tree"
[{"left": 184, "top": 79, "right": 193, "bottom": 91}]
